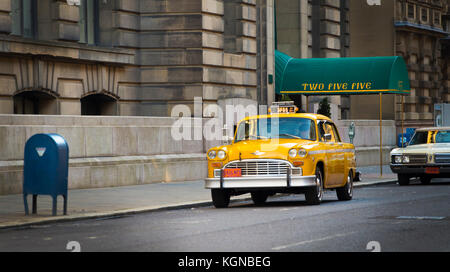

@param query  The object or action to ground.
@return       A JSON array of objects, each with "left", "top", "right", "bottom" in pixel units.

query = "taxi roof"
[
  {"left": 416, "top": 127, "right": 450, "bottom": 132},
  {"left": 240, "top": 113, "right": 333, "bottom": 122}
]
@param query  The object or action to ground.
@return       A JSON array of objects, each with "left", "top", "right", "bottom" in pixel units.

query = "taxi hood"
[{"left": 226, "top": 139, "right": 314, "bottom": 161}]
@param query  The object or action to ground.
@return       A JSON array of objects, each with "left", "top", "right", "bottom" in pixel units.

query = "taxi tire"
[
  {"left": 336, "top": 172, "right": 353, "bottom": 201},
  {"left": 305, "top": 168, "right": 323, "bottom": 205},
  {"left": 251, "top": 191, "right": 268, "bottom": 206},
  {"left": 398, "top": 174, "right": 410, "bottom": 186},
  {"left": 420, "top": 176, "right": 431, "bottom": 185},
  {"left": 211, "top": 189, "right": 230, "bottom": 208}
]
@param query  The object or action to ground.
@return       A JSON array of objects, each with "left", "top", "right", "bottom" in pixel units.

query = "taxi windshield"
[{"left": 235, "top": 117, "right": 317, "bottom": 142}]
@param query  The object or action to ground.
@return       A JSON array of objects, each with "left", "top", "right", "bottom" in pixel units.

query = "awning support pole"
[
  {"left": 306, "top": 95, "right": 309, "bottom": 113},
  {"left": 401, "top": 94, "right": 405, "bottom": 148},
  {"left": 379, "top": 93, "right": 383, "bottom": 177}
]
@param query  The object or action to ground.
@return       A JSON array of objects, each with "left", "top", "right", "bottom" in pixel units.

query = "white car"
[{"left": 390, "top": 127, "right": 450, "bottom": 185}]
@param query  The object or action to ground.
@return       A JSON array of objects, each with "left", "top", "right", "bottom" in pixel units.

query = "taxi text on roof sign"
[{"left": 269, "top": 101, "right": 298, "bottom": 114}]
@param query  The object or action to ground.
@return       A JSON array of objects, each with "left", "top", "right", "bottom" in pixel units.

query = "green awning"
[{"left": 275, "top": 50, "right": 411, "bottom": 95}]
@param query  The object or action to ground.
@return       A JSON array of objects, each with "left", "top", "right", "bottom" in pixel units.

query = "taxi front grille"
[
  {"left": 224, "top": 160, "right": 299, "bottom": 176},
  {"left": 435, "top": 154, "right": 450, "bottom": 164},
  {"left": 408, "top": 155, "right": 427, "bottom": 164}
]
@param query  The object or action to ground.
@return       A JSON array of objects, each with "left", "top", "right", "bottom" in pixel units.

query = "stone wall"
[
  {"left": 0, "top": 114, "right": 221, "bottom": 195},
  {"left": 337, "top": 119, "right": 397, "bottom": 166}
]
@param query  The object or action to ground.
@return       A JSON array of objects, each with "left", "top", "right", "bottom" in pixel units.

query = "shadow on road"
[
  {"left": 229, "top": 198, "right": 339, "bottom": 209},
  {"left": 406, "top": 179, "right": 450, "bottom": 186}
]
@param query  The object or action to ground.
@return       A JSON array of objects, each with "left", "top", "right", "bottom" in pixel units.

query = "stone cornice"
[{"left": 0, "top": 35, "right": 136, "bottom": 65}]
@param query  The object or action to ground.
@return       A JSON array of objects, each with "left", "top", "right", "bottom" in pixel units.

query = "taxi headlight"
[
  {"left": 217, "top": 150, "right": 226, "bottom": 160},
  {"left": 298, "top": 149, "right": 307, "bottom": 158},
  {"left": 289, "top": 149, "right": 298, "bottom": 158},
  {"left": 402, "top": 156, "right": 410, "bottom": 163},
  {"left": 394, "top": 155, "right": 402, "bottom": 164},
  {"left": 208, "top": 150, "right": 217, "bottom": 160}
]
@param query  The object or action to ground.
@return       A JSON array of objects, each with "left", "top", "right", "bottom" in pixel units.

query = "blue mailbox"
[{"left": 23, "top": 134, "right": 69, "bottom": 216}]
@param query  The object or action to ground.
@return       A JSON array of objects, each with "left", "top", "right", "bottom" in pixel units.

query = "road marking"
[
  {"left": 171, "top": 219, "right": 212, "bottom": 224},
  {"left": 279, "top": 208, "right": 297, "bottom": 211},
  {"left": 272, "top": 232, "right": 357, "bottom": 251},
  {"left": 396, "top": 216, "right": 446, "bottom": 221}
]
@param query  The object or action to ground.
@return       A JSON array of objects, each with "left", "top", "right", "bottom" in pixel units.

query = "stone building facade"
[
  {"left": 349, "top": 0, "right": 449, "bottom": 131},
  {"left": 275, "top": 0, "right": 350, "bottom": 119},
  {"left": 0, "top": 0, "right": 275, "bottom": 117}
]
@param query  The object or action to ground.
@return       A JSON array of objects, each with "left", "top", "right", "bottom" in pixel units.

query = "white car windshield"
[
  {"left": 409, "top": 131, "right": 428, "bottom": 145},
  {"left": 435, "top": 130, "right": 450, "bottom": 143}
]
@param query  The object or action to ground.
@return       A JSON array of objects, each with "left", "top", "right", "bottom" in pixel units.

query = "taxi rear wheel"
[
  {"left": 305, "top": 168, "right": 323, "bottom": 205},
  {"left": 336, "top": 171, "right": 353, "bottom": 201},
  {"left": 251, "top": 191, "right": 269, "bottom": 206},
  {"left": 211, "top": 189, "right": 230, "bottom": 208}
]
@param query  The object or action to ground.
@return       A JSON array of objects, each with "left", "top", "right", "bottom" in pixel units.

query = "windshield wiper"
[{"left": 277, "top": 133, "right": 302, "bottom": 139}]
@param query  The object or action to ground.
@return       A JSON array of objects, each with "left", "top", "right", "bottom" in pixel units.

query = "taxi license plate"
[
  {"left": 425, "top": 167, "right": 440, "bottom": 174},
  {"left": 223, "top": 169, "right": 242, "bottom": 178}
]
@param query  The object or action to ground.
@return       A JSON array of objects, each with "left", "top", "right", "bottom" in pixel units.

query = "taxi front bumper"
[{"left": 204, "top": 175, "right": 317, "bottom": 189}]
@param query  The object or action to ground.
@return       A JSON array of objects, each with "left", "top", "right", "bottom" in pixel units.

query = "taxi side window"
[
  {"left": 318, "top": 121, "right": 326, "bottom": 142},
  {"left": 318, "top": 121, "right": 335, "bottom": 142},
  {"left": 330, "top": 123, "right": 341, "bottom": 142}
]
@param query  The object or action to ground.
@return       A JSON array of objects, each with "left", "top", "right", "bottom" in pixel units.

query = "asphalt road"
[{"left": 1, "top": 179, "right": 449, "bottom": 252}]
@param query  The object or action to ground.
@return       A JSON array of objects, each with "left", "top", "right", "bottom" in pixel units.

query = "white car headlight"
[
  {"left": 208, "top": 150, "right": 217, "bottom": 160},
  {"left": 298, "top": 149, "right": 307, "bottom": 158},
  {"left": 402, "top": 156, "right": 410, "bottom": 163},
  {"left": 217, "top": 150, "right": 226, "bottom": 160},
  {"left": 289, "top": 149, "right": 298, "bottom": 158},
  {"left": 394, "top": 155, "right": 402, "bottom": 164}
]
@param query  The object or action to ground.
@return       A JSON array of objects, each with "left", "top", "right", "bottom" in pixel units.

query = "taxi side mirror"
[{"left": 324, "top": 134, "right": 332, "bottom": 142}]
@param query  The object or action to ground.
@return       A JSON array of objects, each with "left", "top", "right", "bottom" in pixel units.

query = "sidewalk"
[{"left": 0, "top": 165, "right": 396, "bottom": 230}]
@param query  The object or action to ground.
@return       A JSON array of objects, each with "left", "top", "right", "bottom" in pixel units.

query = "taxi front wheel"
[
  {"left": 211, "top": 189, "right": 230, "bottom": 208},
  {"left": 305, "top": 168, "right": 323, "bottom": 205}
]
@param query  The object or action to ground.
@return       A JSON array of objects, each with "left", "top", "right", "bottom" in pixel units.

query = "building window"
[
  {"left": 433, "top": 11, "right": 441, "bottom": 25},
  {"left": 407, "top": 4, "right": 415, "bottom": 19},
  {"left": 79, "top": 0, "right": 99, "bottom": 45},
  {"left": 11, "top": 0, "right": 38, "bottom": 38},
  {"left": 421, "top": 8, "right": 428, "bottom": 23}
]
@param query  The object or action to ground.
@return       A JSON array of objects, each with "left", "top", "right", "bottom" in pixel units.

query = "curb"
[{"left": 0, "top": 179, "right": 397, "bottom": 230}]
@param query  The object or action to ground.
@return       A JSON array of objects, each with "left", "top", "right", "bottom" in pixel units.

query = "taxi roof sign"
[{"left": 270, "top": 101, "right": 298, "bottom": 114}]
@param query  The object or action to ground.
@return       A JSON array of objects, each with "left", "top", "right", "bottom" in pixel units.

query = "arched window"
[
  {"left": 81, "top": 93, "right": 117, "bottom": 116},
  {"left": 13, "top": 90, "right": 58, "bottom": 115},
  {"left": 11, "top": 0, "right": 38, "bottom": 39}
]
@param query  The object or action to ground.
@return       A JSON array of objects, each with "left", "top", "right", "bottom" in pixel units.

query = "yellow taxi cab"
[{"left": 205, "top": 102, "right": 356, "bottom": 208}]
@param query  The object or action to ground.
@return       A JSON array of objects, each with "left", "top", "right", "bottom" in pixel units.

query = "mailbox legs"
[
  {"left": 23, "top": 194, "right": 29, "bottom": 215},
  {"left": 63, "top": 195, "right": 67, "bottom": 216},
  {"left": 32, "top": 195, "right": 38, "bottom": 214},
  {"left": 52, "top": 197, "right": 57, "bottom": 216},
  {"left": 52, "top": 195, "right": 68, "bottom": 216},
  {"left": 23, "top": 194, "right": 37, "bottom": 215},
  {"left": 23, "top": 194, "right": 68, "bottom": 216}
]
